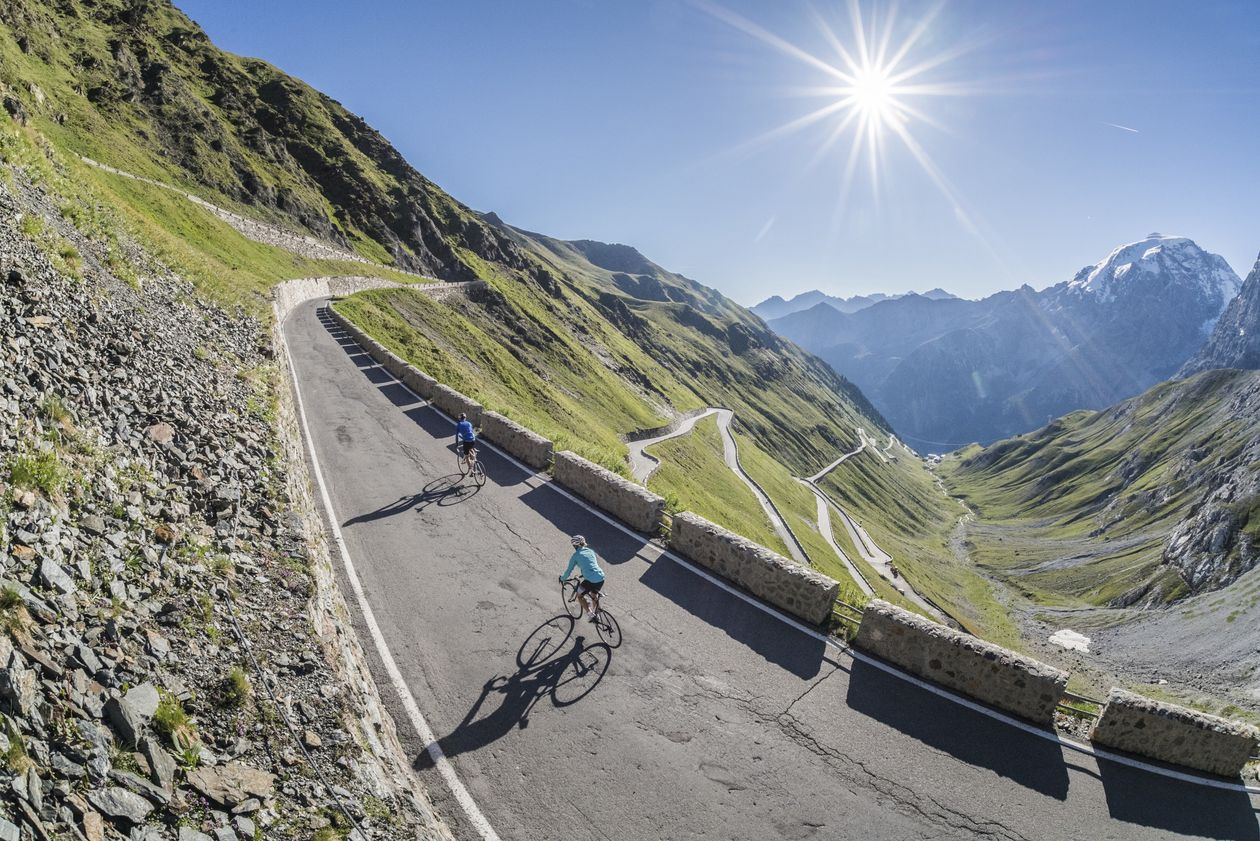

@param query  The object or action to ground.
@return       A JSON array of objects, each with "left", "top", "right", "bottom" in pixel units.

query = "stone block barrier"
[
  {"left": 401, "top": 368, "right": 438, "bottom": 400},
  {"left": 670, "top": 512, "right": 839, "bottom": 625},
  {"left": 429, "top": 383, "right": 483, "bottom": 426},
  {"left": 553, "top": 451, "right": 665, "bottom": 534},
  {"left": 1090, "top": 688, "right": 1260, "bottom": 777},
  {"left": 855, "top": 600, "right": 1068, "bottom": 724},
  {"left": 480, "top": 411, "right": 554, "bottom": 469},
  {"left": 274, "top": 277, "right": 401, "bottom": 322}
]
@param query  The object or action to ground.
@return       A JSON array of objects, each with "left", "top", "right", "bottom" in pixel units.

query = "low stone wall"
[
  {"left": 429, "top": 383, "right": 483, "bottom": 425},
  {"left": 1090, "top": 688, "right": 1260, "bottom": 777},
  {"left": 553, "top": 451, "right": 665, "bottom": 534},
  {"left": 274, "top": 276, "right": 401, "bottom": 321},
  {"left": 481, "top": 411, "right": 554, "bottom": 469},
  {"left": 855, "top": 600, "right": 1068, "bottom": 724},
  {"left": 670, "top": 512, "right": 839, "bottom": 625},
  {"left": 401, "top": 368, "right": 438, "bottom": 400}
]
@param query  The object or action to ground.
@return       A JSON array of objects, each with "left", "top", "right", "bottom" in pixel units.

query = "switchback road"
[{"left": 285, "top": 299, "right": 1260, "bottom": 841}]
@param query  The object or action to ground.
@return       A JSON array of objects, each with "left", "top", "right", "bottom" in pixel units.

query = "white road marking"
[
  {"left": 317, "top": 303, "right": 1260, "bottom": 800},
  {"left": 285, "top": 310, "right": 504, "bottom": 841}
]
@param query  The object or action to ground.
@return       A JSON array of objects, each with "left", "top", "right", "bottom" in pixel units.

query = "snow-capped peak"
[{"left": 1065, "top": 233, "right": 1241, "bottom": 309}]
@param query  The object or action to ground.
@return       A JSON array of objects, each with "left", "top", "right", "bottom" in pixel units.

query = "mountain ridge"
[
  {"left": 769, "top": 234, "right": 1242, "bottom": 451},
  {"left": 752, "top": 286, "right": 956, "bottom": 320}
]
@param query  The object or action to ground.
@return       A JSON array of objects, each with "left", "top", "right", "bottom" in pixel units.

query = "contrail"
[
  {"left": 754, "top": 215, "right": 776, "bottom": 242},
  {"left": 1103, "top": 122, "right": 1140, "bottom": 133}
]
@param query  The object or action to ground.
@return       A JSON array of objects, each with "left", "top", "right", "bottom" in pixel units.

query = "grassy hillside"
[
  {"left": 645, "top": 416, "right": 789, "bottom": 555},
  {"left": 0, "top": 119, "right": 412, "bottom": 317},
  {"left": 335, "top": 221, "right": 889, "bottom": 478},
  {"left": 0, "top": 0, "right": 523, "bottom": 278},
  {"left": 941, "top": 369, "right": 1260, "bottom": 609}
]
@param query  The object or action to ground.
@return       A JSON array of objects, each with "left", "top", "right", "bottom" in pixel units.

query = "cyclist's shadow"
[
  {"left": 342, "top": 474, "right": 479, "bottom": 527},
  {"left": 414, "top": 616, "right": 612, "bottom": 771}
]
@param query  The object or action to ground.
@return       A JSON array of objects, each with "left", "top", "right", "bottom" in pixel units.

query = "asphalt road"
[{"left": 286, "top": 300, "right": 1260, "bottom": 841}]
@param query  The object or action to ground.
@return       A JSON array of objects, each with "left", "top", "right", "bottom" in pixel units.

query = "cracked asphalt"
[{"left": 287, "top": 300, "right": 1260, "bottom": 841}]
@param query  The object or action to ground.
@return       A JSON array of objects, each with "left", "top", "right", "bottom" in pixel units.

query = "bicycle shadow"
[
  {"left": 414, "top": 616, "right": 612, "bottom": 772},
  {"left": 342, "top": 473, "right": 481, "bottom": 527}
]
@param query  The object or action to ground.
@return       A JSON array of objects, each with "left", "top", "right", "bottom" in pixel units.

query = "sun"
[
  {"left": 697, "top": 0, "right": 976, "bottom": 207},
  {"left": 848, "top": 64, "right": 900, "bottom": 127}
]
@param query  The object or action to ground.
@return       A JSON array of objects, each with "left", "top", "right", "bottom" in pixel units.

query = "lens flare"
[{"left": 697, "top": 0, "right": 982, "bottom": 216}]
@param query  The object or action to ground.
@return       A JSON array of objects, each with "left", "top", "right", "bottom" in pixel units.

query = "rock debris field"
[{"left": 0, "top": 169, "right": 450, "bottom": 838}]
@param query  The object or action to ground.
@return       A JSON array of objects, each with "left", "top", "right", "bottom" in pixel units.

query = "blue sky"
[{"left": 177, "top": 0, "right": 1259, "bottom": 304}]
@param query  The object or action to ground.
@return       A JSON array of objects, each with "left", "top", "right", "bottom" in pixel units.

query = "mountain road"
[{"left": 285, "top": 299, "right": 1260, "bottom": 841}]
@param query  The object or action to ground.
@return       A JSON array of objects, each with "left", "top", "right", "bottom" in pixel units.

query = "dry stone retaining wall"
[
  {"left": 855, "top": 600, "right": 1068, "bottom": 724},
  {"left": 429, "top": 383, "right": 483, "bottom": 426},
  {"left": 481, "top": 411, "right": 554, "bottom": 469},
  {"left": 553, "top": 451, "right": 666, "bottom": 534},
  {"left": 670, "top": 512, "right": 839, "bottom": 625},
  {"left": 1090, "top": 688, "right": 1260, "bottom": 777}
]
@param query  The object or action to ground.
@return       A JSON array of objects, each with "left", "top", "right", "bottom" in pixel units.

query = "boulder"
[{"left": 186, "top": 762, "right": 275, "bottom": 807}]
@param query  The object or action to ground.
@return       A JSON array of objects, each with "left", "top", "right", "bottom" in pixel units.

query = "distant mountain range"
[
  {"left": 752, "top": 287, "right": 956, "bottom": 320},
  {"left": 769, "top": 234, "right": 1242, "bottom": 452}
]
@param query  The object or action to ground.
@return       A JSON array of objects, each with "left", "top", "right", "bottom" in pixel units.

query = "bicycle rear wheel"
[
  {"left": 561, "top": 579, "right": 582, "bottom": 618},
  {"left": 471, "top": 458, "right": 486, "bottom": 487},
  {"left": 593, "top": 608, "right": 622, "bottom": 648}
]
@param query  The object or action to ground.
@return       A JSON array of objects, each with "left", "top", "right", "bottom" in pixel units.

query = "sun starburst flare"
[{"left": 698, "top": 0, "right": 989, "bottom": 225}]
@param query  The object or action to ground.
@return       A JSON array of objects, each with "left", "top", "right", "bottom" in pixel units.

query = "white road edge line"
[
  {"left": 285, "top": 311, "right": 504, "bottom": 841},
  {"left": 319, "top": 304, "right": 1260, "bottom": 801}
]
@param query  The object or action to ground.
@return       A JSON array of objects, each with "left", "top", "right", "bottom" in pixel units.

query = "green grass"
[
  {"left": 221, "top": 666, "right": 252, "bottom": 708},
  {"left": 83, "top": 164, "right": 417, "bottom": 319},
  {"left": 729, "top": 429, "right": 861, "bottom": 587},
  {"left": 334, "top": 287, "right": 669, "bottom": 474},
  {"left": 8, "top": 451, "right": 63, "bottom": 496},
  {"left": 645, "top": 416, "right": 788, "bottom": 555}
]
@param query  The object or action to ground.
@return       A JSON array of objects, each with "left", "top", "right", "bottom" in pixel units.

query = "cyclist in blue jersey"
[
  {"left": 560, "top": 535, "right": 605, "bottom": 621},
  {"left": 454, "top": 413, "right": 477, "bottom": 470}
]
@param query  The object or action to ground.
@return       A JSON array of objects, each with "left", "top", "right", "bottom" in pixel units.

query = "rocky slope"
[
  {"left": 770, "top": 234, "right": 1242, "bottom": 451},
  {"left": 0, "top": 150, "right": 448, "bottom": 836},
  {"left": 1180, "top": 252, "right": 1260, "bottom": 375}
]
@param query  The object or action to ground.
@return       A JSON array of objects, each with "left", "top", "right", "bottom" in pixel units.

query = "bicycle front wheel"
[
  {"left": 561, "top": 580, "right": 582, "bottom": 618},
  {"left": 455, "top": 446, "right": 467, "bottom": 475}
]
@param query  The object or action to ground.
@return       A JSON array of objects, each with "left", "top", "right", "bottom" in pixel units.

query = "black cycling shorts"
[
  {"left": 577, "top": 579, "right": 604, "bottom": 596},
  {"left": 459, "top": 440, "right": 476, "bottom": 456}
]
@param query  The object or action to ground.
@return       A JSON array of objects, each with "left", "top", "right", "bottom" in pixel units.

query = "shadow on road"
[
  {"left": 845, "top": 659, "right": 1071, "bottom": 800},
  {"left": 1096, "top": 756, "right": 1260, "bottom": 840},
  {"left": 516, "top": 486, "right": 647, "bottom": 566},
  {"left": 639, "top": 557, "right": 826, "bottom": 680},
  {"left": 415, "top": 616, "right": 612, "bottom": 772},
  {"left": 342, "top": 474, "right": 481, "bottom": 526}
]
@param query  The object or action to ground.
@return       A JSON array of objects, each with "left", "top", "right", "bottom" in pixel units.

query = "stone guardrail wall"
[
  {"left": 671, "top": 512, "right": 840, "bottom": 625},
  {"left": 553, "top": 451, "right": 666, "bottom": 535},
  {"left": 481, "top": 411, "right": 554, "bottom": 469},
  {"left": 1090, "top": 688, "right": 1260, "bottom": 777},
  {"left": 274, "top": 276, "right": 402, "bottom": 321},
  {"left": 855, "top": 600, "right": 1068, "bottom": 724}
]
